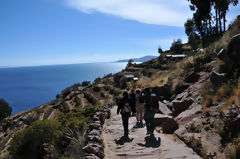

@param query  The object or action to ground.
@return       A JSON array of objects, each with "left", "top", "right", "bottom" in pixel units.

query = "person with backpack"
[
  {"left": 117, "top": 91, "right": 131, "bottom": 139},
  {"left": 135, "top": 89, "right": 144, "bottom": 125},
  {"left": 143, "top": 87, "right": 155, "bottom": 137}
]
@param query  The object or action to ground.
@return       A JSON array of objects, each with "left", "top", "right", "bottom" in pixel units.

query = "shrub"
[
  {"left": 83, "top": 93, "right": 97, "bottom": 105},
  {"left": 93, "top": 86, "right": 101, "bottom": 92},
  {"left": 81, "top": 81, "right": 90, "bottom": 87},
  {"left": 113, "top": 73, "right": 124, "bottom": 88},
  {"left": 226, "top": 138, "right": 240, "bottom": 159},
  {"left": 0, "top": 98, "right": 12, "bottom": 120},
  {"left": 56, "top": 94, "right": 62, "bottom": 99},
  {"left": 94, "top": 77, "right": 101, "bottom": 84},
  {"left": 187, "top": 136, "right": 207, "bottom": 158},
  {"left": 61, "top": 83, "right": 81, "bottom": 98},
  {"left": 119, "top": 77, "right": 127, "bottom": 89},
  {"left": 74, "top": 96, "right": 82, "bottom": 107},
  {"left": 9, "top": 120, "right": 62, "bottom": 159},
  {"left": 100, "top": 92, "right": 105, "bottom": 97},
  {"left": 104, "top": 85, "right": 110, "bottom": 91},
  {"left": 60, "top": 105, "right": 100, "bottom": 131},
  {"left": 23, "top": 114, "right": 38, "bottom": 125}
]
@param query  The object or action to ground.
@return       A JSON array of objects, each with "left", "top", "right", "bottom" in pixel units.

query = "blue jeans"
[{"left": 144, "top": 110, "right": 155, "bottom": 135}]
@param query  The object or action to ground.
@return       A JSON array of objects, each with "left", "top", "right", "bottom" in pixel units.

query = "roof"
[
  {"left": 124, "top": 74, "right": 134, "bottom": 78},
  {"left": 166, "top": 54, "right": 186, "bottom": 58}
]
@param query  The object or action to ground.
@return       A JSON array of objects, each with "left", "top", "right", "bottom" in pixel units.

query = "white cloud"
[{"left": 64, "top": 0, "right": 192, "bottom": 27}]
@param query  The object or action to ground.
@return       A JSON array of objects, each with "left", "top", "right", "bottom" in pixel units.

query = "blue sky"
[{"left": 0, "top": 0, "right": 239, "bottom": 67}]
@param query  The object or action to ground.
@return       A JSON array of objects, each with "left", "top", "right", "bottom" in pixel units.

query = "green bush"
[
  {"left": 81, "top": 81, "right": 90, "bottom": 87},
  {"left": 9, "top": 120, "right": 62, "bottom": 159},
  {"left": 0, "top": 98, "right": 12, "bottom": 120},
  {"left": 187, "top": 136, "right": 207, "bottom": 158},
  {"left": 61, "top": 83, "right": 81, "bottom": 98},
  {"left": 93, "top": 86, "right": 101, "bottom": 92},
  {"left": 60, "top": 105, "right": 100, "bottom": 131},
  {"left": 83, "top": 93, "right": 97, "bottom": 105},
  {"left": 74, "top": 96, "right": 82, "bottom": 107},
  {"left": 113, "top": 73, "right": 124, "bottom": 88}
]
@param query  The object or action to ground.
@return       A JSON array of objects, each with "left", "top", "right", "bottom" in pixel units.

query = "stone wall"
[{"left": 82, "top": 103, "right": 113, "bottom": 159}]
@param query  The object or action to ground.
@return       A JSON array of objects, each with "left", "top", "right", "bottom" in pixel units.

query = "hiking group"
[{"left": 116, "top": 88, "right": 160, "bottom": 140}]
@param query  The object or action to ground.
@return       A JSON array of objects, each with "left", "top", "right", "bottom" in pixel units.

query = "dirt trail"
[{"left": 103, "top": 106, "right": 202, "bottom": 159}]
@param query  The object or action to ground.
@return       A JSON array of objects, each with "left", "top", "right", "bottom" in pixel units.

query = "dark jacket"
[{"left": 117, "top": 97, "right": 131, "bottom": 115}]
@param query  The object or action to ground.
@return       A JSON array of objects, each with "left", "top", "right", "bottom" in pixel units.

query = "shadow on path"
[
  {"left": 133, "top": 122, "right": 145, "bottom": 128},
  {"left": 114, "top": 136, "right": 134, "bottom": 145},
  {"left": 137, "top": 136, "right": 161, "bottom": 148}
]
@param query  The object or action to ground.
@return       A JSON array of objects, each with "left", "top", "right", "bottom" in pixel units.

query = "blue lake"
[{"left": 0, "top": 63, "right": 126, "bottom": 114}]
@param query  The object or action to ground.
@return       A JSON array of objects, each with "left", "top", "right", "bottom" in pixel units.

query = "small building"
[
  {"left": 124, "top": 74, "right": 138, "bottom": 81},
  {"left": 165, "top": 54, "right": 186, "bottom": 60}
]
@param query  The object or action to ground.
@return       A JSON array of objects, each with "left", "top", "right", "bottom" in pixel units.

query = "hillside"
[{"left": 0, "top": 16, "right": 240, "bottom": 159}]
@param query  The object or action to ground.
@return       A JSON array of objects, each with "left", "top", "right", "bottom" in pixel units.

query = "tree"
[
  {"left": 158, "top": 47, "right": 163, "bottom": 54},
  {"left": 0, "top": 99, "right": 12, "bottom": 120},
  {"left": 186, "top": 0, "right": 238, "bottom": 47},
  {"left": 170, "top": 39, "right": 183, "bottom": 54},
  {"left": 185, "top": 19, "right": 201, "bottom": 49},
  {"left": 127, "top": 59, "right": 133, "bottom": 67}
]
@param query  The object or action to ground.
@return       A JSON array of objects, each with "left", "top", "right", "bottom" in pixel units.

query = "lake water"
[{"left": 0, "top": 63, "right": 126, "bottom": 114}]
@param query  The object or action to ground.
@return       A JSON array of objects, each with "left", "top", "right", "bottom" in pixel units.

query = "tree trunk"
[
  {"left": 219, "top": 11, "right": 222, "bottom": 33},
  {"left": 223, "top": 12, "right": 226, "bottom": 32},
  {"left": 215, "top": 7, "right": 218, "bottom": 34}
]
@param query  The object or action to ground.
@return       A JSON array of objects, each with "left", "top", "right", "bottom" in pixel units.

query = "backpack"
[{"left": 122, "top": 102, "right": 131, "bottom": 113}]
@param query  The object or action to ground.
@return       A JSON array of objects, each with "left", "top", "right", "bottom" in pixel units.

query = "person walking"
[
  {"left": 143, "top": 88, "right": 155, "bottom": 137},
  {"left": 135, "top": 89, "right": 144, "bottom": 125},
  {"left": 117, "top": 91, "right": 131, "bottom": 139},
  {"left": 129, "top": 89, "right": 136, "bottom": 114}
]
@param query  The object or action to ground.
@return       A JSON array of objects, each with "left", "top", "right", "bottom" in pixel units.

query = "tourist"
[
  {"left": 129, "top": 89, "right": 136, "bottom": 114},
  {"left": 117, "top": 91, "right": 131, "bottom": 139},
  {"left": 135, "top": 88, "right": 144, "bottom": 125},
  {"left": 143, "top": 88, "right": 155, "bottom": 137}
]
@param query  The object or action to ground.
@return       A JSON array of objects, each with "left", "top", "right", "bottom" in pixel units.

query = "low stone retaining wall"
[{"left": 82, "top": 103, "right": 113, "bottom": 159}]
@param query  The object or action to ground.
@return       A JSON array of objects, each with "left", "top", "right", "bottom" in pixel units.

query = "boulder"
[
  {"left": 88, "top": 129, "right": 101, "bottom": 136},
  {"left": 87, "top": 135, "right": 103, "bottom": 144},
  {"left": 210, "top": 71, "right": 226, "bottom": 86},
  {"left": 93, "top": 112, "right": 105, "bottom": 125},
  {"left": 83, "top": 154, "right": 100, "bottom": 159},
  {"left": 151, "top": 85, "right": 171, "bottom": 100},
  {"left": 154, "top": 114, "right": 179, "bottom": 134},
  {"left": 172, "top": 97, "right": 194, "bottom": 116},
  {"left": 217, "top": 34, "right": 240, "bottom": 70},
  {"left": 184, "top": 72, "right": 200, "bottom": 83},
  {"left": 158, "top": 101, "right": 172, "bottom": 115},
  {"left": 83, "top": 143, "right": 104, "bottom": 159},
  {"left": 88, "top": 122, "right": 102, "bottom": 131}
]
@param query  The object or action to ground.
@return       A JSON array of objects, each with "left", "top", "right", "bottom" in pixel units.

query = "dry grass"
[{"left": 136, "top": 71, "right": 170, "bottom": 88}]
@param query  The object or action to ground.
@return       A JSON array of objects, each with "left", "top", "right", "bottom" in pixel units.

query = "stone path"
[{"left": 103, "top": 106, "right": 202, "bottom": 159}]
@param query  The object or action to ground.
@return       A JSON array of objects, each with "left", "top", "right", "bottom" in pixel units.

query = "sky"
[{"left": 0, "top": 0, "right": 239, "bottom": 67}]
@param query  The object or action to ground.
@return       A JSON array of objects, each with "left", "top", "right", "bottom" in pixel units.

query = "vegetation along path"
[{"left": 103, "top": 106, "right": 201, "bottom": 159}]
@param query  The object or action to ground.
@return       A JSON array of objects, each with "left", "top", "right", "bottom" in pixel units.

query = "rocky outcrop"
[
  {"left": 154, "top": 114, "right": 179, "bottom": 134},
  {"left": 82, "top": 103, "right": 113, "bottom": 159},
  {"left": 210, "top": 71, "right": 226, "bottom": 86},
  {"left": 151, "top": 85, "right": 171, "bottom": 100},
  {"left": 184, "top": 72, "right": 200, "bottom": 83},
  {"left": 172, "top": 94, "right": 194, "bottom": 117},
  {"left": 217, "top": 34, "right": 240, "bottom": 70}
]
